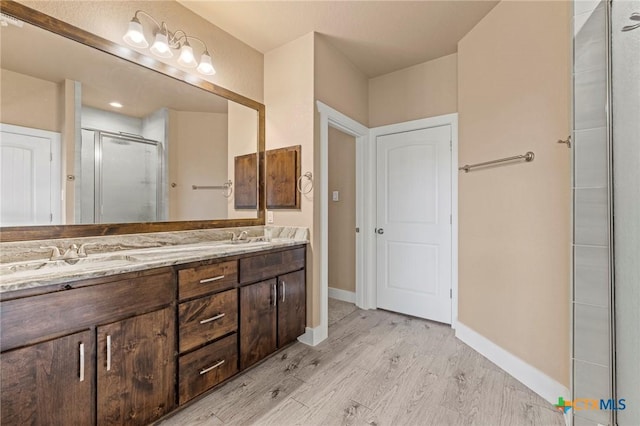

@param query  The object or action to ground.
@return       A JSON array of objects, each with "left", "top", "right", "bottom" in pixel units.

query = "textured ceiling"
[{"left": 178, "top": 0, "right": 499, "bottom": 77}]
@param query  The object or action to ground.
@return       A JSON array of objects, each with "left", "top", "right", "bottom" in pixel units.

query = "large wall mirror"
[{"left": 0, "top": 2, "right": 265, "bottom": 242}]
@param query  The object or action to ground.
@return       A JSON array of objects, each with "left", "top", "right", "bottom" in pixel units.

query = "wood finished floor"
[{"left": 159, "top": 298, "right": 564, "bottom": 426}]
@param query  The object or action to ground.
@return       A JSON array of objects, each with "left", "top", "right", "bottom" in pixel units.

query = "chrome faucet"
[
  {"left": 228, "top": 231, "right": 249, "bottom": 243},
  {"left": 41, "top": 243, "right": 94, "bottom": 261}
]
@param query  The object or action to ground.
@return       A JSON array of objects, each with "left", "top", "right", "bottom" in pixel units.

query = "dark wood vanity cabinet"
[
  {"left": 240, "top": 279, "right": 278, "bottom": 369},
  {"left": 239, "top": 247, "right": 306, "bottom": 369},
  {"left": 0, "top": 244, "right": 307, "bottom": 424},
  {"left": 97, "top": 307, "right": 175, "bottom": 425},
  {"left": 277, "top": 269, "right": 307, "bottom": 347},
  {"left": 1, "top": 330, "right": 96, "bottom": 425},
  {"left": 0, "top": 270, "right": 176, "bottom": 426},
  {"left": 176, "top": 262, "right": 240, "bottom": 405}
]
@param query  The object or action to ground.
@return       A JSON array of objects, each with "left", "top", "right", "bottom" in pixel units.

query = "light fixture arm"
[
  {"left": 131, "top": 10, "right": 162, "bottom": 33},
  {"left": 170, "top": 31, "right": 211, "bottom": 54}
]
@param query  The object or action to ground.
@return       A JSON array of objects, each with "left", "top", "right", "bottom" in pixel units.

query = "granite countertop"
[{"left": 0, "top": 226, "right": 308, "bottom": 295}]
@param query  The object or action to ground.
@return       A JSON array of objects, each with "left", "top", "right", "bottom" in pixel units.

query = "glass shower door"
[{"left": 98, "top": 135, "right": 160, "bottom": 223}]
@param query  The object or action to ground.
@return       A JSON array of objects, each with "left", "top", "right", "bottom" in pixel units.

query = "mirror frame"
[{"left": 0, "top": 1, "right": 265, "bottom": 242}]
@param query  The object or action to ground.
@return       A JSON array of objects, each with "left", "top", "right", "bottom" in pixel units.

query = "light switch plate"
[
  {"left": 267, "top": 210, "right": 274, "bottom": 224},
  {"left": 332, "top": 191, "right": 339, "bottom": 201}
]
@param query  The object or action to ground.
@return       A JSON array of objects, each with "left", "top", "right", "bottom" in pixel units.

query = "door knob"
[{"left": 376, "top": 228, "right": 384, "bottom": 235}]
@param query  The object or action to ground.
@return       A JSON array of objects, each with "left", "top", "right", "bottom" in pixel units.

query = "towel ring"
[
  {"left": 223, "top": 180, "right": 233, "bottom": 198},
  {"left": 297, "top": 172, "right": 313, "bottom": 194}
]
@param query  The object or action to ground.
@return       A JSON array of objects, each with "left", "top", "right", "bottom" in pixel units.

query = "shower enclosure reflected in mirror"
[
  {"left": 0, "top": 2, "right": 263, "bottom": 239},
  {"left": 79, "top": 129, "right": 162, "bottom": 224}
]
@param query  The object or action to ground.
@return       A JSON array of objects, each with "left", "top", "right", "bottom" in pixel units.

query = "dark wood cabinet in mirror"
[{"left": 0, "top": 1, "right": 265, "bottom": 242}]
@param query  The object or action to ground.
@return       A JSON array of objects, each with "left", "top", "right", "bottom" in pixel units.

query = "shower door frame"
[{"left": 85, "top": 128, "right": 163, "bottom": 224}]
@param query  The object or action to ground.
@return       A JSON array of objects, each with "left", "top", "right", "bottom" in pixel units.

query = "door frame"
[
  {"left": 313, "top": 101, "right": 368, "bottom": 345},
  {"left": 369, "top": 114, "right": 459, "bottom": 328},
  {"left": 0, "top": 123, "right": 62, "bottom": 225}
]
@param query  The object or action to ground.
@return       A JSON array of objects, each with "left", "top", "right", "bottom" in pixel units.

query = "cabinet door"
[
  {"left": 1, "top": 330, "right": 95, "bottom": 425},
  {"left": 97, "top": 307, "right": 175, "bottom": 425},
  {"left": 277, "top": 269, "right": 306, "bottom": 347},
  {"left": 240, "top": 279, "right": 277, "bottom": 369}
]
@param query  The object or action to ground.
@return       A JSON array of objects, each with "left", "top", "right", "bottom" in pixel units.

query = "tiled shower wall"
[{"left": 572, "top": 1, "right": 613, "bottom": 426}]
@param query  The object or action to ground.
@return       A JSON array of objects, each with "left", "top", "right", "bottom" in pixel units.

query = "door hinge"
[
  {"left": 450, "top": 214, "right": 452, "bottom": 225},
  {"left": 355, "top": 227, "right": 360, "bottom": 233},
  {"left": 50, "top": 152, "right": 53, "bottom": 161},
  {"left": 450, "top": 140, "right": 452, "bottom": 151},
  {"left": 50, "top": 213, "right": 53, "bottom": 222},
  {"left": 450, "top": 289, "right": 452, "bottom": 299}
]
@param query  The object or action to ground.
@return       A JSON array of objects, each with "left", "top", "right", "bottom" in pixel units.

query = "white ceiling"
[{"left": 178, "top": 0, "right": 499, "bottom": 78}]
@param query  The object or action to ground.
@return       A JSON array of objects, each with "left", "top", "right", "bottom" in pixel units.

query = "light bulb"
[
  {"left": 177, "top": 42, "right": 197, "bottom": 68},
  {"left": 150, "top": 31, "right": 173, "bottom": 58},
  {"left": 123, "top": 17, "right": 148, "bottom": 48},
  {"left": 197, "top": 51, "right": 216, "bottom": 75}
]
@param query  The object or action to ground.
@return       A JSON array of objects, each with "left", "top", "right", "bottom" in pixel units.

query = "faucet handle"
[
  {"left": 41, "top": 246, "right": 61, "bottom": 260},
  {"left": 78, "top": 243, "right": 95, "bottom": 258},
  {"left": 62, "top": 244, "right": 79, "bottom": 259}
]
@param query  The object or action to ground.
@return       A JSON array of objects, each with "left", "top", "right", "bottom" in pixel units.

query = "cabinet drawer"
[
  {"left": 178, "top": 260, "right": 237, "bottom": 301},
  {"left": 178, "top": 334, "right": 238, "bottom": 405},
  {"left": 178, "top": 289, "right": 238, "bottom": 353},
  {"left": 239, "top": 247, "right": 305, "bottom": 284}
]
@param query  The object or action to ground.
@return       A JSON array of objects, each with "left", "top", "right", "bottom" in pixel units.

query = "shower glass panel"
[{"left": 81, "top": 129, "right": 161, "bottom": 223}]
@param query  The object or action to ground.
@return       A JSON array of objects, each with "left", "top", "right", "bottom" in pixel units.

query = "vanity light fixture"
[
  {"left": 123, "top": 10, "right": 216, "bottom": 75},
  {"left": 109, "top": 102, "right": 123, "bottom": 108}
]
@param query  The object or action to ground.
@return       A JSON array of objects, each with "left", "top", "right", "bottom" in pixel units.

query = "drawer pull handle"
[
  {"left": 272, "top": 282, "right": 277, "bottom": 307},
  {"left": 200, "top": 359, "right": 225, "bottom": 375},
  {"left": 282, "top": 280, "right": 286, "bottom": 303},
  {"left": 200, "top": 313, "right": 226, "bottom": 324},
  {"left": 79, "top": 343, "right": 85, "bottom": 382},
  {"left": 106, "top": 335, "right": 111, "bottom": 371},
  {"left": 200, "top": 275, "right": 225, "bottom": 284}
]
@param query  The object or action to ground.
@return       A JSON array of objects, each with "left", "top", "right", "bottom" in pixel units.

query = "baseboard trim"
[
  {"left": 455, "top": 322, "right": 569, "bottom": 407},
  {"left": 328, "top": 287, "right": 356, "bottom": 303},
  {"left": 297, "top": 324, "right": 328, "bottom": 347}
]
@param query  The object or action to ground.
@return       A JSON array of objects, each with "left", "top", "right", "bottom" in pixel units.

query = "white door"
[
  {"left": 376, "top": 125, "right": 452, "bottom": 323},
  {"left": 0, "top": 124, "right": 60, "bottom": 226}
]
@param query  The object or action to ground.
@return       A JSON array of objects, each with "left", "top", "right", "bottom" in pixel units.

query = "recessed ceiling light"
[{"left": 109, "top": 102, "right": 123, "bottom": 108}]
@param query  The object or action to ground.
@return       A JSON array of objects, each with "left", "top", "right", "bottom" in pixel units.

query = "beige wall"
[
  {"left": 0, "top": 69, "right": 62, "bottom": 132},
  {"left": 265, "top": 32, "right": 368, "bottom": 327},
  {"left": 264, "top": 33, "right": 317, "bottom": 325},
  {"left": 20, "top": 0, "right": 264, "bottom": 103},
  {"left": 227, "top": 101, "right": 259, "bottom": 219},
  {"left": 314, "top": 34, "right": 369, "bottom": 127},
  {"left": 314, "top": 33, "right": 369, "bottom": 312},
  {"left": 328, "top": 127, "right": 356, "bottom": 293},
  {"left": 457, "top": 1, "right": 571, "bottom": 386},
  {"left": 369, "top": 53, "right": 457, "bottom": 127},
  {"left": 168, "top": 111, "right": 228, "bottom": 220}
]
